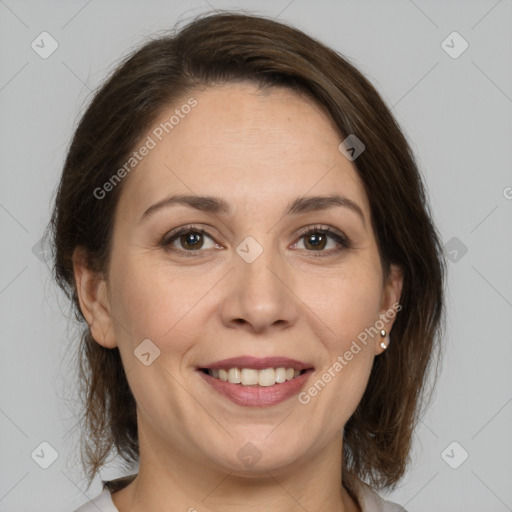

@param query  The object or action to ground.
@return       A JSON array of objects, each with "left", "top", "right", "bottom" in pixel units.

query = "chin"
[{"left": 203, "top": 438, "right": 308, "bottom": 476}]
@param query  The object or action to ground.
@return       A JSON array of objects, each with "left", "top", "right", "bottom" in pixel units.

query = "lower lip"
[{"left": 198, "top": 370, "right": 313, "bottom": 407}]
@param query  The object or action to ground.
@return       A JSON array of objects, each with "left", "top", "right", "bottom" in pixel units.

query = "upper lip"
[{"left": 199, "top": 356, "right": 314, "bottom": 371}]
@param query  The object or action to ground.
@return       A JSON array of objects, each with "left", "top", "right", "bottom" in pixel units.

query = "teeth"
[
  {"left": 228, "top": 368, "right": 241, "bottom": 383},
  {"left": 241, "top": 368, "right": 258, "bottom": 385},
  {"left": 275, "top": 367, "right": 287, "bottom": 383},
  {"left": 207, "top": 367, "right": 304, "bottom": 386},
  {"left": 258, "top": 368, "right": 275, "bottom": 387}
]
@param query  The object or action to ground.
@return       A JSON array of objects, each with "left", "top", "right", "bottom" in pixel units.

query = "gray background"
[{"left": 1, "top": 0, "right": 511, "bottom": 511}]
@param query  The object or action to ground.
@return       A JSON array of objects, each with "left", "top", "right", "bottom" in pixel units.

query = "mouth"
[
  {"left": 196, "top": 356, "right": 314, "bottom": 407},
  {"left": 199, "top": 367, "right": 309, "bottom": 386}
]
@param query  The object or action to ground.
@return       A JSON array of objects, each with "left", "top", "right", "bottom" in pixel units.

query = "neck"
[{"left": 111, "top": 420, "right": 360, "bottom": 512}]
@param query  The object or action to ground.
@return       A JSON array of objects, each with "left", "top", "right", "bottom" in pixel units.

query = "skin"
[{"left": 73, "top": 83, "right": 402, "bottom": 512}]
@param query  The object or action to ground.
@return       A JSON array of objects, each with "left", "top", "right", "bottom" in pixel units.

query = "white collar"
[{"left": 75, "top": 479, "right": 407, "bottom": 512}]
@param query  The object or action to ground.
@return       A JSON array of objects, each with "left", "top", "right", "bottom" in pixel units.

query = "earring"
[{"left": 380, "top": 329, "right": 387, "bottom": 350}]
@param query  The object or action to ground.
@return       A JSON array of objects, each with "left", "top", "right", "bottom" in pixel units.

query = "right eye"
[{"left": 160, "top": 225, "right": 222, "bottom": 256}]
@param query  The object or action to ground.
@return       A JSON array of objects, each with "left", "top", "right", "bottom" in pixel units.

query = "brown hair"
[{"left": 49, "top": 12, "right": 445, "bottom": 491}]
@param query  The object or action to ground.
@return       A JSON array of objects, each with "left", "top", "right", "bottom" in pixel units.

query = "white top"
[{"left": 74, "top": 478, "right": 407, "bottom": 512}]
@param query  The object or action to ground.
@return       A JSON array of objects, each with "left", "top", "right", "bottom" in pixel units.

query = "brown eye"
[
  {"left": 294, "top": 225, "right": 351, "bottom": 256},
  {"left": 303, "top": 232, "right": 328, "bottom": 251},
  {"left": 160, "top": 225, "right": 219, "bottom": 256},
  {"left": 178, "top": 231, "right": 205, "bottom": 250}
]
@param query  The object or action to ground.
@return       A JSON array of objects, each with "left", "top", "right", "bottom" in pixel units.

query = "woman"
[{"left": 50, "top": 12, "right": 445, "bottom": 512}]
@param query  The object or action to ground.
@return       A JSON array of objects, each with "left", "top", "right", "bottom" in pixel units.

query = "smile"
[
  {"left": 201, "top": 367, "right": 306, "bottom": 386},
  {"left": 197, "top": 356, "right": 314, "bottom": 407}
]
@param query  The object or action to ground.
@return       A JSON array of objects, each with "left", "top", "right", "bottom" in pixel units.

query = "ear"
[
  {"left": 376, "top": 263, "right": 403, "bottom": 354},
  {"left": 72, "top": 247, "right": 117, "bottom": 349}
]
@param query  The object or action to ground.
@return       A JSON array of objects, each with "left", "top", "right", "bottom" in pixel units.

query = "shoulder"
[
  {"left": 74, "top": 488, "right": 118, "bottom": 512},
  {"left": 351, "top": 479, "right": 408, "bottom": 512},
  {"left": 74, "top": 474, "right": 136, "bottom": 512}
]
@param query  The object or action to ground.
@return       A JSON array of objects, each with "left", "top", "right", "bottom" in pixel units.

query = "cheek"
[
  {"left": 307, "top": 262, "right": 383, "bottom": 349},
  {"left": 108, "top": 253, "right": 224, "bottom": 354},
  {"left": 107, "top": 256, "right": 212, "bottom": 415}
]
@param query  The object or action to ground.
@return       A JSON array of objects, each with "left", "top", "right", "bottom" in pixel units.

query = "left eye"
[{"left": 294, "top": 229, "right": 343, "bottom": 251}]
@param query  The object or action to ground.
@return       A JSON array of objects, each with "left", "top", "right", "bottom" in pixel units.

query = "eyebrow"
[{"left": 140, "top": 193, "right": 365, "bottom": 226}]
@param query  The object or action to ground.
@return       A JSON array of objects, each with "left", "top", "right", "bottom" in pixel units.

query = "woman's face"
[{"left": 76, "top": 83, "right": 402, "bottom": 476}]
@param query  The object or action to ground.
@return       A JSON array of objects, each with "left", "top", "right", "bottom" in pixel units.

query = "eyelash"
[{"left": 159, "top": 223, "right": 352, "bottom": 258}]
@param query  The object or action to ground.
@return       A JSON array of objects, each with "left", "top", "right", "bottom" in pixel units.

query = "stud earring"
[{"left": 380, "top": 329, "right": 387, "bottom": 350}]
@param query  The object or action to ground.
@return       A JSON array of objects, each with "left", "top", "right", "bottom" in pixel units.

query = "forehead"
[{"left": 119, "top": 83, "right": 370, "bottom": 220}]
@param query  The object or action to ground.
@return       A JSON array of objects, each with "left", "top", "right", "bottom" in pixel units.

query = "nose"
[{"left": 220, "top": 244, "right": 299, "bottom": 334}]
